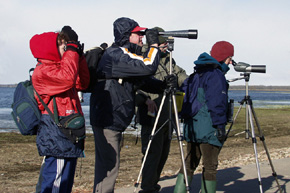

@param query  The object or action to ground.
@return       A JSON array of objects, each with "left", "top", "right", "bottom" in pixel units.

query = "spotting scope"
[
  {"left": 158, "top": 29, "right": 198, "bottom": 39},
  {"left": 232, "top": 60, "right": 266, "bottom": 73}
]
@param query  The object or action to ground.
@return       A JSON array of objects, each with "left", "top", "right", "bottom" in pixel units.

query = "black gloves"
[
  {"left": 215, "top": 125, "right": 226, "bottom": 143},
  {"left": 61, "top": 26, "right": 84, "bottom": 56},
  {"left": 145, "top": 28, "right": 159, "bottom": 46},
  {"left": 61, "top": 26, "right": 78, "bottom": 42},
  {"left": 66, "top": 42, "right": 84, "bottom": 56},
  {"left": 164, "top": 74, "right": 178, "bottom": 89},
  {"left": 100, "top": 43, "right": 108, "bottom": 50}
]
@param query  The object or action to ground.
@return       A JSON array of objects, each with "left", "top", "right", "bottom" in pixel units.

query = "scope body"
[
  {"left": 234, "top": 62, "right": 266, "bottom": 73},
  {"left": 158, "top": 29, "right": 198, "bottom": 39}
]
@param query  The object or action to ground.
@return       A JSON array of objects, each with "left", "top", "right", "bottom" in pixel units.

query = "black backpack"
[
  {"left": 11, "top": 68, "right": 41, "bottom": 135},
  {"left": 83, "top": 43, "right": 108, "bottom": 92}
]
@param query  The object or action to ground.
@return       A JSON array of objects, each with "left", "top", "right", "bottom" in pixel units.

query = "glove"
[
  {"left": 164, "top": 74, "right": 177, "bottom": 89},
  {"left": 61, "top": 26, "right": 78, "bottom": 42},
  {"left": 100, "top": 42, "right": 108, "bottom": 50},
  {"left": 215, "top": 125, "right": 226, "bottom": 142},
  {"left": 66, "top": 41, "right": 84, "bottom": 56},
  {"left": 145, "top": 28, "right": 159, "bottom": 46}
]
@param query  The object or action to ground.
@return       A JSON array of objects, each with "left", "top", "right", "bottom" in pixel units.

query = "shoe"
[{"left": 154, "top": 184, "right": 161, "bottom": 191}]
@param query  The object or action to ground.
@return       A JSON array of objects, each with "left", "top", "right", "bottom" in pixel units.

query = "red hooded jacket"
[{"left": 30, "top": 32, "right": 90, "bottom": 116}]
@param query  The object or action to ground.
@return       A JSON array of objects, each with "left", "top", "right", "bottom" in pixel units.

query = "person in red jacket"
[{"left": 30, "top": 26, "right": 90, "bottom": 193}]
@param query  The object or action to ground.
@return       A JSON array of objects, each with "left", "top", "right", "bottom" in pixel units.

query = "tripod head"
[
  {"left": 167, "top": 37, "right": 174, "bottom": 52},
  {"left": 228, "top": 72, "right": 251, "bottom": 83}
]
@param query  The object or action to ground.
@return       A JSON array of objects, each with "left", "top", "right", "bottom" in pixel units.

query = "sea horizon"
[{"left": 2, "top": 84, "right": 290, "bottom": 91}]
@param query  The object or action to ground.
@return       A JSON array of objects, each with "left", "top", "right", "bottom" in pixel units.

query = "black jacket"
[{"left": 90, "top": 17, "right": 162, "bottom": 131}]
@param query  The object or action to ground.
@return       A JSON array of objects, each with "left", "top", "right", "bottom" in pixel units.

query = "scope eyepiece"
[{"left": 232, "top": 60, "right": 237, "bottom": 66}]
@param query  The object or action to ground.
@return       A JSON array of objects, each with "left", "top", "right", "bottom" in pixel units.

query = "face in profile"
[
  {"left": 129, "top": 32, "right": 144, "bottom": 47},
  {"left": 58, "top": 39, "right": 67, "bottom": 58}
]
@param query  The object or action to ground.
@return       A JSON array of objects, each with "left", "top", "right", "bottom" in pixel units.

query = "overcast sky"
[{"left": 1, "top": 0, "right": 289, "bottom": 86}]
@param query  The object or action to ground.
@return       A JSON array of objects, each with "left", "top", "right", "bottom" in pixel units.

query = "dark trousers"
[
  {"left": 179, "top": 143, "right": 220, "bottom": 181},
  {"left": 140, "top": 124, "right": 172, "bottom": 193},
  {"left": 93, "top": 127, "right": 122, "bottom": 193}
]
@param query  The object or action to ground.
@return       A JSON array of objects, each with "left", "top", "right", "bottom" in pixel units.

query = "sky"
[{"left": 0, "top": 0, "right": 289, "bottom": 86}]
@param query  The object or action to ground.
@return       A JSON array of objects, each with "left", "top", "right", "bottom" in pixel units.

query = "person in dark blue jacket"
[
  {"left": 174, "top": 41, "right": 234, "bottom": 193},
  {"left": 90, "top": 17, "right": 175, "bottom": 193}
]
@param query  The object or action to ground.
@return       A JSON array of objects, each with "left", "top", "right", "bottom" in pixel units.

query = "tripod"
[
  {"left": 226, "top": 73, "right": 282, "bottom": 193},
  {"left": 134, "top": 37, "right": 190, "bottom": 193}
]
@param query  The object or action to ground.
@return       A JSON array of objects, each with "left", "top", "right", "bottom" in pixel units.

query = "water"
[
  {"left": 228, "top": 90, "right": 290, "bottom": 108},
  {"left": 1, "top": 87, "right": 290, "bottom": 133}
]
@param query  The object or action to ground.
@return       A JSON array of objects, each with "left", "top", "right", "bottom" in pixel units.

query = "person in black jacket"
[
  {"left": 136, "top": 27, "right": 188, "bottom": 193},
  {"left": 90, "top": 17, "right": 175, "bottom": 193}
]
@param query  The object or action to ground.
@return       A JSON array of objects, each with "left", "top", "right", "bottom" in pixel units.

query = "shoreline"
[{"left": 3, "top": 84, "right": 290, "bottom": 91}]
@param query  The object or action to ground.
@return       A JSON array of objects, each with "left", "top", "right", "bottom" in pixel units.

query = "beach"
[{"left": 1, "top": 107, "right": 290, "bottom": 192}]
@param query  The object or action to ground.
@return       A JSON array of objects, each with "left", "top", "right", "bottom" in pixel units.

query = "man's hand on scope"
[
  {"left": 61, "top": 26, "right": 78, "bottom": 42},
  {"left": 145, "top": 28, "right": 159, "bottom": 47}
]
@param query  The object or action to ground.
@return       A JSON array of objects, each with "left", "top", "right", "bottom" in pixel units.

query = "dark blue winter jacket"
[
  {"left": 90, "top": 17, "right": 162, "bottom": 132},
  {"left": 181, "top": 52, "right": 228, "bottom": 146},
  {"left": 37, "top": 115, "right": 84, "bottom": 157}
]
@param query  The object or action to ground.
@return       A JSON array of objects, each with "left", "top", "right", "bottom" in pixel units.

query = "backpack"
[
  {"left": 11, "top": 68, "right": 41, "bottom": 135},
  {"left": 83, "top": 43, "right": 108, "bottom": 92},
  {"left": 179, "top": 72, "right": 203, "bottom": 119}
]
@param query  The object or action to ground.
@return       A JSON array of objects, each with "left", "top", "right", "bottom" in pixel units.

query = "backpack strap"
[
  {"left": 35, "top": 89, "right": 82, "bottom": 127},
  {"left": 34, "top": 90, "right": 55, "bottom": 122},
  {"left": 29, "top": 68, "right": 34, "bottom": 82}
]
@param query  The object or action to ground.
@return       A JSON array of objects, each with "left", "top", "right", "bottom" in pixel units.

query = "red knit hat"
[{"left": 210, "top": 41, "right": 234, "bottom": 62}]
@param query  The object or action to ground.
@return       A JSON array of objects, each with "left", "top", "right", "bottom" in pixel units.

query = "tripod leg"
[
  {"left": 134, "top": 93, "right": 167, "bottom": 192},
  {"left": 245, "top": 101, "right": 250, "bottom": 139},
  {"left": 250, "top": 105, "right": 283, "bottom": 193},
  {"left": 172, "top": 94, "right": 190, "bottom": 193},
  {"left": 247, "top": 104, "right": 264, "bottom": 193}
]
